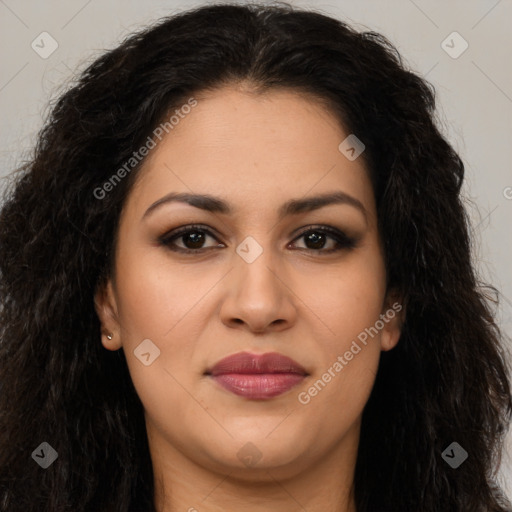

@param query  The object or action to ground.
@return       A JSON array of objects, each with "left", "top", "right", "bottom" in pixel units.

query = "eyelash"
[{"left": 158, "top": 224, "right": 357, "bottom": 255}]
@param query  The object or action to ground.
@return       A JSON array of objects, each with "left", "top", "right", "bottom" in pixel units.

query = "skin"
[{"left": 95, "top": 84, "right": 403, "bottom": 512}]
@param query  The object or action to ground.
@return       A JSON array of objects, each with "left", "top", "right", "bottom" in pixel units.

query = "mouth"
[{"left": 204, "top": 351, "right": 309, "bottom": 400}]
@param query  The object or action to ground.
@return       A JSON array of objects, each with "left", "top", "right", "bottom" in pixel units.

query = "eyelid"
[
  {"left": 290, "top": 224, "right": 357, "bottom": 251},
  {"left": 158, "top": 224, "right": 222, "bottom": 247}
]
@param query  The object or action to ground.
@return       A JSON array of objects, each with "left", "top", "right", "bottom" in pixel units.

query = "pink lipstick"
[{"left": 205, "top": 351, "right": 308, "bottom": 400}]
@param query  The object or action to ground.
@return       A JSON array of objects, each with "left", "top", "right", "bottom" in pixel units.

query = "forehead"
[{"left": 127, "top": 85, "right": 375, "bottom": 219}]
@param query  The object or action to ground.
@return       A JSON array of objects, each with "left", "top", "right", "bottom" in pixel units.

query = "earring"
[{"left": 106, "top": 333, "right": 113, "bottom": 340}]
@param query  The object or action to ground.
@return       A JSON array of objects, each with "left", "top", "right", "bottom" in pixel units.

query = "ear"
[
  {"left": 94, "top": 278, "right": 122, "bottom": 351},
  {"left": 379, "top": 289, "right": 405, "bottom": 352}
]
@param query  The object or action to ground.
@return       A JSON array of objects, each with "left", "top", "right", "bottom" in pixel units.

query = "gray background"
[{"left": 1, "top": 0, "right": 511, "bottom": 499}]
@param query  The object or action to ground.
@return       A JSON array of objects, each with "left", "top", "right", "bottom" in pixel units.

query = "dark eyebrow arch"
[{"left": 142, "top": 191, "right": 367, "bottom": 222}]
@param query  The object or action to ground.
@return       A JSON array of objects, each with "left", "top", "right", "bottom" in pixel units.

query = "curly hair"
[{"left": 1, "top": 2, "right": 511, "bottom": 511}]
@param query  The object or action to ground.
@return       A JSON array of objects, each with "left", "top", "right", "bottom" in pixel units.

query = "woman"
[{"left": 0, "top": 2, "right": 510, "bottom": 511}]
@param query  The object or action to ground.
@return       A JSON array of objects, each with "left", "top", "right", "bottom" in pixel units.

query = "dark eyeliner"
[
  {"left": 158, "top": 224, "right": 221, "bottom": 254},
  {"left": 291, "top": 225, "right": 358, "bottom": 253},
  {"left": 159, "top": 224, "right": 357, "bottom": 254}
]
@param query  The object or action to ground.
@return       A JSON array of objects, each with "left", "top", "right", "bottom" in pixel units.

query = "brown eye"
[
  {"left": 303, "top": 231, "right": 328, "bottom": 250},
  {"left": 290, "top": 227, "right": 357, "bottom": 253},
  {"left": 178, "top": 230, "right": 207, "bottom": 249},
  {"left": 159, "top": 224, "right": 357, "bottom": 255},
  {"left": 159, "top": 225, "right": 224, "bottom": 253}
]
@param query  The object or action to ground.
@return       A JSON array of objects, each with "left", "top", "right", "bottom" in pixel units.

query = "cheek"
[
  {"left": 111, "top": 246, "right": 219, "bottom": 406},
  {"left": 113, "top": 242, "right": 209, "bottom": 339},
  {"left": 298, "top": 244, "right": 386, "bottom": 408},
  {"left": 302, "top": 242, "right": 387, "bottom": 349},
  {"left": 112, "top": 263, "right": 201, "bottom": 434},
  {"left": 296, "top": 274, "right": 385, "bottom": 430}
]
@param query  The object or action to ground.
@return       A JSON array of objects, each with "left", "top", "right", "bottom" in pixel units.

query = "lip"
[{"left": 205, "top": 351, "right": 308, "bottom": 400}]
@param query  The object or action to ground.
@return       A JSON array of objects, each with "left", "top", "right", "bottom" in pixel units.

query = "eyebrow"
[{"left": 142, "top": 190, "right": 368, "bottom": 222}]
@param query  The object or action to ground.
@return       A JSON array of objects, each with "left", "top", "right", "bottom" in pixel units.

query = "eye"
[
  {"left": 159, "top": 224, "right": 357, "bottom": 254},
  {"left": 159, "top": 224, "right": 223, "bottom": 253},
  {"left": 290, "top": 226, "right": 357, "bottom": 253}
]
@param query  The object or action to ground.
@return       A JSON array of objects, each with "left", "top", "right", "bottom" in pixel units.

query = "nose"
[{"left": 219, "top": 245, "right": 297, "bottom": 334}]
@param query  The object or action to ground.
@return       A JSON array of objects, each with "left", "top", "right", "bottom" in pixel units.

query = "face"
[{"left": 95, "top": 85, "right": 402, "bottom": 482}]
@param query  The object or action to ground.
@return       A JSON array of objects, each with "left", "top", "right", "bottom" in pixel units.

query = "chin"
[{"left": 200, "top": 433, "right": 312, "bottom": 479}]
